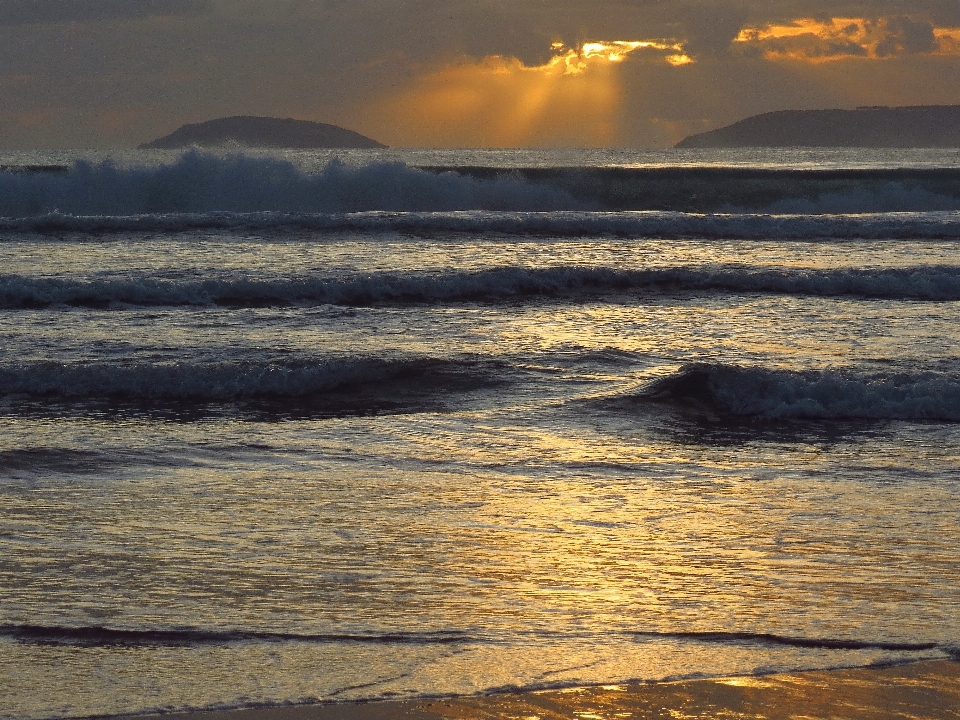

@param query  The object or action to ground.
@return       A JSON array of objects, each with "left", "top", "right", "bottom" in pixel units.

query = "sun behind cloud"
[{"left": 365, "top": 39, "right": 692, "bottom": 147}]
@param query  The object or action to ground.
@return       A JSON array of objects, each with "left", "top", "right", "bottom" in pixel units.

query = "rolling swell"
[
  {"left": 5, "top": 157, "right": 960, "bottom": 229},
  {"left": 3, "top": 623, "right": 948, "bottom": 659},
  {"left": 7, "top": 209, "right": 960, "bottom": 239},
  {"left": 628, "top": 630, "right": 942, "bottom": 653},
  {"left": 0, "top": 356, "right": 498, "bottom": 405},
  {"left": 6, "top": 265, "right": 960, "bottom": 308},
  {"left": 0, "top": 448, "right": 114, "bottom": 474},
  {"left": 430, "top": 166, "right": 960, "bottom": 212},
  {"left": 0, "top": 624, "right": 472, "bottom": 647},
  {"left": 634, "top": 363, "right": 960, "bottom": 421}
]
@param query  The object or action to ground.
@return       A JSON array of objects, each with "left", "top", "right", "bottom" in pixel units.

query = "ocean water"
[{"left": 1, "top": 148, "right": 959, "bottom": 719}]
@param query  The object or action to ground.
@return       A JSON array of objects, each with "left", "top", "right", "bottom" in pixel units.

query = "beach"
[{"left": 131, "top": 660, "right": 960, "bottom": 720}]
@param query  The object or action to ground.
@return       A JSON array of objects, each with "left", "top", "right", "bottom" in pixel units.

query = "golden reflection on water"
[
  {"left": 412, "top": 661, "right": 960, "bottom": 720},
  {"left": 2, "top": 382, "right": 958, "bottom": 714},
  {"left": 4, "top": 229, "right": 960, "bottom": 715}
]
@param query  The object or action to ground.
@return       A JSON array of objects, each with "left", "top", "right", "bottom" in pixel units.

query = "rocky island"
[
  {"left": 675, "top": 105, "right": 960, "bottom": 148},
  {"left": 139, "top": 116, "right": 386, "bottom": 149}
]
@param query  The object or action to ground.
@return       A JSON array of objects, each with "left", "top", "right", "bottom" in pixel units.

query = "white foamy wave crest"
[
  {"left": 639, "top": 363, "right": 960, "bottom": 421},
  {"left": 6, "top": 209, "right": 960, "bottom": 239},
  {"left": 0, "top": 356, "right": 482, "bottom": 401},
  {"left": 0, "top": 153, "right": 580, "bottom": 218},
  {"left": 5, "top": 265, "right": 960, "bottom": 308}
]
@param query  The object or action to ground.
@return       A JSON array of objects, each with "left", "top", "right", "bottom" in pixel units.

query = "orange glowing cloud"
[
  {"left": 734, "top": 16, "right": 960, "bottom": 62},
  {"left": 364, "top": 40, "right": 692, "bottom": 147}
]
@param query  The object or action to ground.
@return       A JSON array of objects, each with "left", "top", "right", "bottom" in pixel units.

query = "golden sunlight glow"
[
  {"left": 521, "top": 40, "right": 691, "bottom": 76},
  {"left": 580, "top": 40, "right": 692, "bottom": 66},
  {"left": 934, "top": 27, "right": 960, "bottom": 55},
  {"left": 365, "top": 39, "right": 691, "bottom": 147},
  {"left": 734, "top": 16, "right": 960, "bottom": 62}
]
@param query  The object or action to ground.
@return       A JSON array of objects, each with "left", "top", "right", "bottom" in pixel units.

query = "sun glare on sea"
[{"left": 367, "top": 39, "right": 692, "bottom": 147}]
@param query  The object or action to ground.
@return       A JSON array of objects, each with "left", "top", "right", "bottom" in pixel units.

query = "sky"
[{"left": 4, "top": 0, "right": 960, "bottom": 148}]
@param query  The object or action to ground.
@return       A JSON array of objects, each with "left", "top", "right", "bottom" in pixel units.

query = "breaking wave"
[
  {"left": 4, "top": 156, "right": 960, "bottom": 233},
  {"left": 634, "top": 363, "right": 960, "bottom": 421},
  {"left": 0, "top": 152, "right": 580, "bottom": 217},
  {"left": 5, "top": 265, "right": 960, "bottom": 308}
]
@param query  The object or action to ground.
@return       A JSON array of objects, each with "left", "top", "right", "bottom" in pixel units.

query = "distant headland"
[
  {"left": 139, "top": 116, "right": 386, "bottom": 149},
  {"left": 675, "top": 105, "right": 960, "bottom": 148}
]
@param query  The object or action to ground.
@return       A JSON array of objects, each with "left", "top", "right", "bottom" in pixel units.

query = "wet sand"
[{"left": 134, "top": 659, "right": 959, "bottom": 720}]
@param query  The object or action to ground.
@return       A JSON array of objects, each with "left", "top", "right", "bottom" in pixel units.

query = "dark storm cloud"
[
  {"left": 875, "top": 16, "right": 938, "bottom": 56},
  {"left": 668, "top": 4, "right": 750, "bottom": 57},
  {"left": 0, "top": 0, "right": 208, "bottom": 26}
]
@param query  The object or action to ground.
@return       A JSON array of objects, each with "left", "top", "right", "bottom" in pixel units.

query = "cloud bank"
[
  {"left": 734, "top": 15, "right": 960, "bottom": 61},
  {"left": 0, "top": 0, "right": 207, "bottom": 25},
  {"left": 3, "top": 1, "right": 960, "bottom": 148}
]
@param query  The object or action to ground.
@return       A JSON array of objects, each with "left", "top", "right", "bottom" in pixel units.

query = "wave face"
[
  {"left": 760, "top": 183, "right": 960, "bottom": 214},
  {"left": 636, "top": 363, "right": 960, "bottom": 421},
  {"left": 0, "top": 153, "right": 580, "bottom": 217},
  {"left": 6, "top": 265, "right": 960, "bottom": 308},
  {"left": 429, "top": 166, "right": 960, "bottom": 213}
]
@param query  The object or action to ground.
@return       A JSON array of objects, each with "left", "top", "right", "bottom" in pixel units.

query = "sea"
[{"left": 0, "top": 147, "right": 958, "bottom": 719}]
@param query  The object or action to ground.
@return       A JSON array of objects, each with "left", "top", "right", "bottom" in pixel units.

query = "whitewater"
[{"left": 1, "top": 147, "right": 958, "bottom": 720}]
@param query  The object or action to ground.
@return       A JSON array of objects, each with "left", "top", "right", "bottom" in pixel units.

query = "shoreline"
[{"left": 121, "top": 659, "right": 960, "bottom": 720}]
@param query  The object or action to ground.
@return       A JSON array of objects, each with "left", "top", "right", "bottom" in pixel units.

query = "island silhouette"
[
  {"left": 675, "top": 105, "right": 960, "bottom": 148},
  {"left": 139, "top": 116, "right": 386, "bottom": 149}
]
